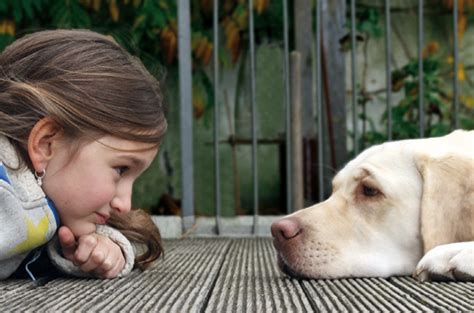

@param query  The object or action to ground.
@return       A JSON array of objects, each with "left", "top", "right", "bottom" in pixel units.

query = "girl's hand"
[{"left": 57, "top": 226, "right": 126, "bottom": 279}]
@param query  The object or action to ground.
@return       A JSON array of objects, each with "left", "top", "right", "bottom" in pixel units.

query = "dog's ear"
[{"left": 415, "top": 153, "right": 474, "bottom": 253}]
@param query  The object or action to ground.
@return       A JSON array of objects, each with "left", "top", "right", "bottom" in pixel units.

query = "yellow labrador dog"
[{"left": 271, "top": 130, "right": 473, "bottom": 281}]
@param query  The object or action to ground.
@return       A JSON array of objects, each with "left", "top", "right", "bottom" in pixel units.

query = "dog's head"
[{"left": 272, "top": 131, "right": 473, "bottom": 279}]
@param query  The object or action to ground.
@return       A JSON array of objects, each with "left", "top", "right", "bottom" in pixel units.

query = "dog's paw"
[{"left": 413, "top": 242, "right": 474, "bottom": 282}]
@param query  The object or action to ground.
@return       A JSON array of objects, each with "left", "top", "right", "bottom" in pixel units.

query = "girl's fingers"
[
  {"left": 80, "top": 245, "right": 110, "bottom": 273},
  {"left": 95, "top": 238, "right": 125, "bottom": 278},
  {"left": 69, "top": 233, "right": 125, "bottom": 278},
  {"left": 57, "top": 226, "right": 77, "bottom": 260},
  {"left": 97, "top": 254, "right": 124, "bottom": 279},
  {"left": 73, "top": 234, "right": 98, "bottom": 266}
]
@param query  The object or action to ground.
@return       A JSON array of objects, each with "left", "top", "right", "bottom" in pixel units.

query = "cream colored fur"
[{"left": 273, "top": 130, "right": 473, "bottom": 281}]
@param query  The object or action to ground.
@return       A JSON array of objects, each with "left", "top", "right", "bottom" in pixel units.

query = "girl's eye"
[
  {"left": 362, "top": 184, "right": 379, "bottom": 197},
  {"left": 115, "top": 166, "right": 129, "bottom": 176}
]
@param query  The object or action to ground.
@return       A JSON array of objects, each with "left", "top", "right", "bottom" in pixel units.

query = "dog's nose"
[{"left": 271, "top": 217, "right": 302, "bottom": 241}]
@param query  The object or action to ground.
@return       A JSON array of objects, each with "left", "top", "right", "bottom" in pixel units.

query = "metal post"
[
  {"left": 248, "top": 0, "right": 259, "bottom": 234},
  {"left": 385, "top": 0, "right": 392, "bottom": 140},
  {"left": 213, "top": 0, "right": 221, "bottom": 234},
  {"left": 418, "top": 0, "right": 424, "bottom": 137},
  {"left": 291, "top": 52, "right": 303, "bottom": 211},
  {"left": 178, "top": 0, "right": 195, "bottom": 230},
  {"left": 350, "top": 0, "right": 359, "bottom": 153},
  {"left": 283, "top": 0, "right": 292, "bottom": 213},
  {"left": 453, "top": 0, "right": 459, "bottom": 129},
  {"left": 316, "top": 0, "right": 324, "bottom": 201}
]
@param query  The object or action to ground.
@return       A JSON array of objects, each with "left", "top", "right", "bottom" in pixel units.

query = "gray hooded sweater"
[{"left": 0, "top": 136, "right": 134, "bottom": 280}]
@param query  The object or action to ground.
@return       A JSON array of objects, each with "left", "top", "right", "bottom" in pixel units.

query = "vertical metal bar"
[
  {"left": 311, "top": 7, "right": 317, "bottom": 202},
  {"left": 213, "top": 0, "right": 221, "bottom": 234},
  {"left": 316, "top": 0, "right": 324, "bottom": 201},
  {"left": 248, "top": 0, "right": 259, "bottom": 234},
  {"left": 350, "top": 0, "right": 358, "bottom": 154},
  {"left": 385, "top": 0, "right": 392, "bottom": 140},
  {"left": 418, "top": 0, "right": 424, "bottom": 138},
  {"left": 453, "top": 0, "right": 459, "bottom": 129},
  {"left": 178, "top": 0, "right": 194, "bottom": 230},
  {"left": 283, "top": 0, "right": 292, "bottom": 213},
  {"left": 291, "top": 52, "right": 304, "bottom": 211}
]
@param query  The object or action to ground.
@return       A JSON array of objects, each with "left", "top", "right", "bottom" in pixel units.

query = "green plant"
[
  {"left": 346, "top": 4, "right": 473, "bottom": 151},
  {"left": 0, "top": 0, "right": 285, "bottom": 121},
  {"left": 359, "top": 44, "right": 474, "bottom": 147}
]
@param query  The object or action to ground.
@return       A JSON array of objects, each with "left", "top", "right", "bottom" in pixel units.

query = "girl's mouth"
[{"left": 95, "top": 212, "right": 109, "bottom": 224}]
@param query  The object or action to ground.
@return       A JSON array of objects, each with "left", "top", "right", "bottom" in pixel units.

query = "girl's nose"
[{"left": 111, "top": 190, "right": 132, "bottom": 214}]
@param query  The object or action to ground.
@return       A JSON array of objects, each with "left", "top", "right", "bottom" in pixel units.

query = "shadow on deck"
[{"left": 1, "top": 238, "right": 472, "bottom": 312}]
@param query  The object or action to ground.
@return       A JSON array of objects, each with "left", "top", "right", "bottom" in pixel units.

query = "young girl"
[{"left": 0, "top": 29, "right": 166, "bottom": 280}]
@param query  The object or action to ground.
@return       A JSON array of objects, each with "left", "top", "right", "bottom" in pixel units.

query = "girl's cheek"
[
  {"left": 81, "top": 179, "right": 115, "bottom": 206},
  {"left": 103, "top": 179, "right": 120, "bottom": 204},
  {"left": 97, "top": 183, "right": 117, "bottom": 204}
]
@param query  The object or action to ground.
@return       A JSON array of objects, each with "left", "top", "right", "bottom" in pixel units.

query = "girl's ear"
[{"left": 28, "top": 117, "right": 64, "bottom": 172}]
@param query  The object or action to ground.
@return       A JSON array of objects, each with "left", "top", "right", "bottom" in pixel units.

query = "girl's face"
[{"left": 41, "top": 136, "right": 158, "bottom": 237}]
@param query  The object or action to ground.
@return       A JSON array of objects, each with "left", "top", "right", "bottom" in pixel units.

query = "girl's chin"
[{"left": 67, "top": 222, "right": 97, "bottom": 238}]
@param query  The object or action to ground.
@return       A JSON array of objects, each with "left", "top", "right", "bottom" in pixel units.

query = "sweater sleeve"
[{"left": 46, "top": 225, "right": 135, "bottom": 278}]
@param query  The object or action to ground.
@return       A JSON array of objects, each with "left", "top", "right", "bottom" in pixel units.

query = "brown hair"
[
  {"left": 108, "top": 209, "right": 163, "bottom": 270},
  {"left": 0, "top": 29, "right": 166, "bottom": 269}
]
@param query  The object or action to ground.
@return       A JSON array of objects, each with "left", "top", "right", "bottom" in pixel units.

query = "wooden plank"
[
  {"left": 302, "top": 277, "right": 432, "bottom": 312},
  {"left": 390, "top": 276, "right": 474, "bottom": 312},
  {"left": 205, "top": 238, "right": 313, "bottom": 312},
  {"left": 0, "top": 238, "right": 472, "bottom": 312},
  {"left": 0, "top": 238, "right": 231, "bottom": 312}
]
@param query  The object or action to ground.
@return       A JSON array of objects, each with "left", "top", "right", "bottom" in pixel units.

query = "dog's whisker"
[{"left": 271, "top": 130, "right": 474, "bottom": 282}]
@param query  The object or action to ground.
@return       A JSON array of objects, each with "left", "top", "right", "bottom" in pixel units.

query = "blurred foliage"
[
  {"left": 0, "top": 0, "right": 285, "bottom": 121},
  {"left": 355, "top": 7, "right": 383, "bottom": 38},
  {"left": 347, "top": 2, "right": 474, "bottom": 149}
]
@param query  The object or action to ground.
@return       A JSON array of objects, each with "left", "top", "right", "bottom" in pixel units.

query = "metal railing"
[{"left": 176, "top": 0, "right": 463, "bottom": 234}]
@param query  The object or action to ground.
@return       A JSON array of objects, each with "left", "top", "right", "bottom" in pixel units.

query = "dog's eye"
[{"left": 362, "top": 185, "right": 379, "bottom": 197}]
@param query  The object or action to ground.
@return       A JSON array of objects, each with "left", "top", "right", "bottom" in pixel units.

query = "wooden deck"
[{"left": 1, "top": 238, "right": 473, "bottom": 312}]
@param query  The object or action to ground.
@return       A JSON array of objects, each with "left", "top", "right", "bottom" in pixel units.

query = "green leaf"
[
  {"left": 219, "top": 46, "right": 231, "bottom": 68},
  {"left": 0, "top": 34, "right": 15, "bottom": 52},
  {"left": 460, "top": 114, "right": 474, "bottom": 129},
  {"left": 73, "top": 3, "right": 91, "bottom": 27},
  {"left": 0, "top": 1, "right": 9, "bottom": 14},
  {"left": 145, "top": 28, "right": 157, "bottom": 39},
  {"left": 12, "top": 0, "right": 23, "bottom": 23},
  {"left": 32, "top": 0, "right": 44, "bottom": 12},
  {"left": 429, "top": 123, "right": 450, "bottom": 137},
  {"left": 152, "top": 9, "right": 167, "bottom": 28},
  {"left": 50, "top": 2, "right": 68, "bottom": 27},
  {"left": 158, "top": 0, "right": 169, "bottom": 10},
  {"left": 21, "top": 0, "right": 34, "bottom": 19},
  {"left": 133, "top": 14, "right": 147, "bottom": 29}
]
